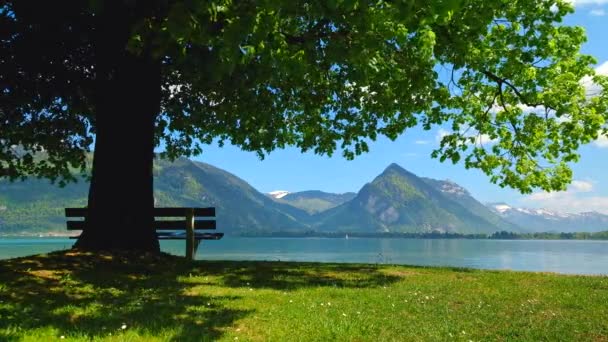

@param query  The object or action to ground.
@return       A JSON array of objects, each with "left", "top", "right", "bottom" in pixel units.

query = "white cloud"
[
  {"left": 435, "top": 128, "right": 496, "bottom": 146},
  {"left": 568, "top": 0, "right": 608, "bottom": 6},
  {"left": 589, "top": 8, "right": 606, "bottom": 15},
  {"left": 593, "top": 134, "right": 608, "bottom": 148},
  {"left": 527, "top": 180, "right": 593, "bottom": 198},
  {"left": 579, "top": 61, "right": 608, "bottom": 149},
  {"left": 521, "top": 179, "right": 608, "bottom": 213},
  {"left": 570, "top": 180, "right": 594, "bottom": 192},
  {"left": 596, "top": 61, "right": 608, "bottom": 75},
  {"left": 525, "top": 191, "right": 560, "bottom": 201},
  {"left": 435, "top": 128, "right": 450, "bottom": 143},
  {"left": 414, "top": 140, "right": 430, "bottom": 145},
  {"left": 522, "top": 194, "right": 608, "bottom": 214},
  {"left": 582, "top": 60, "right": 608, "bottom": 97},
  {"left": 475, "top": 134, "right": 496, "bottom": 145}
]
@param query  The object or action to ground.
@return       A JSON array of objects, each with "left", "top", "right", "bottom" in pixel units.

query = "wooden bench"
[{"left": 65, "top": 207, "right": 223, "bottom": 260}]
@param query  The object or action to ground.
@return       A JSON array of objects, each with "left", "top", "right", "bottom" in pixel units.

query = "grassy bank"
[{"left": 0, "top": 251, "right": 606, "bottom": 341}]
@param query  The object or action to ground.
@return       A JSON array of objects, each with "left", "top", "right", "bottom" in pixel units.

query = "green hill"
[
  {"left": 0, "top": 160, "right": 522, "bottom": 235},
  {"left": 313, "top": 164, "right": 520, "bottom": 234},
  {"left": 273, "top": 191, "right": 357, "bottom": 214},
  {"left": 154, "top": 158, "right": 310, "bottom": 233},
  {"left": 0, "top": 158, "right": 310, "bottom": 234},
  {"left": 0, "top": 178, "right": 89, "bottom": 233}
]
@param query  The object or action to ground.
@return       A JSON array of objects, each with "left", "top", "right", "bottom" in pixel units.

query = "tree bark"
[{"left": 74, "top": 6, "right": 161, "bottom": 252}]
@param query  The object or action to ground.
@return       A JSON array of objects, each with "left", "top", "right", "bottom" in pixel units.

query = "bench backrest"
[{"left": 65, "top": 207, "right": 216, "bottom": 230}]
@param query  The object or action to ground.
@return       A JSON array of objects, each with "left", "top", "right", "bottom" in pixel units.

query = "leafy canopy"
[{"left": 1, "top": 0, "right": 607, "bottom": 192}]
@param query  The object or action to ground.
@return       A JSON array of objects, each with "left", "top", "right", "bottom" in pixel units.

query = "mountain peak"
[
  {"left": 380, "top": 163, "right": 417, "bottom": 179},
  {"left": 268, "top": 190, "right": 290, "bottom": 199},
  {"left": 384, "top": 163, "right": 405, "bottom": 172}
]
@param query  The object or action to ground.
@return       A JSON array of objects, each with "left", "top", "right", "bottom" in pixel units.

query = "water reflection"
[{"left": 0, "top": 237, "right": 607, "bottom": 275}]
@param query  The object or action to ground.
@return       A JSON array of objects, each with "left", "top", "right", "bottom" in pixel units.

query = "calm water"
[{"left": 1, "top": 237, "right": 607, "bottom": 275}]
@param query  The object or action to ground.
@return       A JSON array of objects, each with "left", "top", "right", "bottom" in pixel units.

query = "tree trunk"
[{"left": 74, "top": 7, "right": 161, "bottom": 252}]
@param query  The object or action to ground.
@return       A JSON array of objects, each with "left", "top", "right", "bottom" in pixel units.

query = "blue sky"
[{"left": 193, "top": 2, "right": 608, "bottom": 213}]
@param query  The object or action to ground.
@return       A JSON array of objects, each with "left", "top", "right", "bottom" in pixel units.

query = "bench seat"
[{"left": 65, "top": 207, "right": 222, "bottom": 260}]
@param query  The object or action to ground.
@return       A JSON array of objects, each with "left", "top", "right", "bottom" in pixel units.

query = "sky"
[{"left": 192, "top": 2, "right": 608, "bottom": 214}]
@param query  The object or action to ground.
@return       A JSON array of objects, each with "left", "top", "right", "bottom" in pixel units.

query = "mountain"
[
  {"left": 487, "top": 203, "right": 608, "bottom": 233},
  {"left": 0, "top": 178, "right": 89, "bottom": 233},
  {"left": 271, "top": 190, "right": 357, "bottom": 214},
  {"left": 6, "top": 158, "right": 605, "bottom": 236},
  {"left": 422, "top": 179, "right": 521, "bottom": 232},
  {"left": 313, "top": 164, "right": 520, "bottom": 234},
  {"left": 0, "top": 158, "right": 311, "bottom": 234},
  {"left": 154, "top": 158, "right": 313, "bottom": 233}
]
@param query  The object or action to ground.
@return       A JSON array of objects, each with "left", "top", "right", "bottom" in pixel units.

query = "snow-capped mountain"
[
  {"left": 489, "top": 203, "right": 571, "bottom": 218},
  {"left": 268, "top": 190, "right": 290, "bottom": 199},
  {"left": 486, "top": 203, "right": 608, "bottom": 233},
  {"left": 432, "top": 180, "right": 469, "bottom": 196}
]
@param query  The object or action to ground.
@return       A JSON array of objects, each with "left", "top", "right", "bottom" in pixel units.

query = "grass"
[{"left": 0, "top": 251, "right": 607, "bottom": 341}]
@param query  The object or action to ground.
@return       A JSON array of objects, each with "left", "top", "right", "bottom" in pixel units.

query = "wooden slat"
[
  {"left": 157, "top": 232, "right": 224, "bottom": 240},
  {"left": 65, "top": 208, "right": 87, "bottom": 217},
  {"left": 155, "top": 220, "right": 216, "bottom": 230},
  {"left": 154, "top": 207, "right": 215, "bottom": 217},
  {"left": 66, "top": 207, "right": 215, "bottom": 218},
  {"left": 67, "top": 220, "right": 216, "bottom": 230},
  {"left": 66, "top": 221, "right": 85, "bottom": 230},
  {"left": 196, "top": 232, "right": 223, "bottom": 240},
  {"left": 71, "top": 232, "right": 224, "bottom": 240}
]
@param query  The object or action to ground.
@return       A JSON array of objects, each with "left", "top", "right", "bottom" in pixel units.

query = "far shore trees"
[{"left": 1, "top": 1, "right": 607, "bottom": 253}]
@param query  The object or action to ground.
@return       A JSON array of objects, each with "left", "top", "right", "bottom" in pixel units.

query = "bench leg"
[
  {"left": 193, "top": 240, "right": 201, "bottom": 256},
  {"left": 186, "top": 209, "right": 195, "bottom": 261}
]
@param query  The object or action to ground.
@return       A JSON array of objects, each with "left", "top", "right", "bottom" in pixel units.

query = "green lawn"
[{"left": 0, "top": 251, "right": 606, "bottom": 341}]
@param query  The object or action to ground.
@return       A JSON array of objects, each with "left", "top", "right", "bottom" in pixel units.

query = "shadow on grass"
[
  {"left": 190, "top": 260, "right": 401, "bottom": 290},
  {"left": 0, "top": 250, "right": 250, "bottom": 341},
  {"left": 0, "top": 250, "right": 401, "bottom": 340}
]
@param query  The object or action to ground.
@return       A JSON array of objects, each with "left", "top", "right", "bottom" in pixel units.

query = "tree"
[{"left": 1, "top": 1, "right": 606, "bottom": 252}]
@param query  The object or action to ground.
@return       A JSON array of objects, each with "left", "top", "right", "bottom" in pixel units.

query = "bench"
[{"left": 65, "top": 207, "right": 223, "bottom": 260}]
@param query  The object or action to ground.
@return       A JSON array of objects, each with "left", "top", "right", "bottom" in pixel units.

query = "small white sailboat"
[{"left": 345, "top": 234, "right": 349, "bottom": 239}]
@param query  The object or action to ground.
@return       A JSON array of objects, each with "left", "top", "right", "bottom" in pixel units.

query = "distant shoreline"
[
  {"left": 0, "top": 231, "right": 78, "bottom": 238},
  {"left": 1, "top": 230, "right": 607, "bottom": 240},
  {"left": 237, "top": 231, "right": 608, "bottom": 240}
]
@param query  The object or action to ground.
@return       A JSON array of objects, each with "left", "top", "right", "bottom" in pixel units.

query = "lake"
[{"left": 1, "top": 237, "right": 607, "bottom": 275}]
